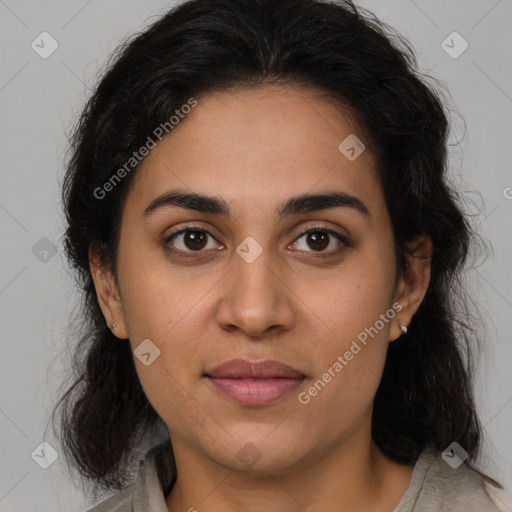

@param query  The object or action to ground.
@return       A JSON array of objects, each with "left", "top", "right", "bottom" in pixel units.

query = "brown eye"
[
  {"left": 292, "top": 227, "right": 350, "bottom": 255},
  {"left": 166, "top": 228, "right": 220, "bottom": 253},
  {"left": 182, "top": 230, "right": 207, "bottom": 250},
  {"left": 305, "top": 231, "right": 329, "bottom": 251}
]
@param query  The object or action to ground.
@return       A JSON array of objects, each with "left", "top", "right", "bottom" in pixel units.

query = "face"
[{"left": 91, "top": 84, "right": 430, "bottom": 475}]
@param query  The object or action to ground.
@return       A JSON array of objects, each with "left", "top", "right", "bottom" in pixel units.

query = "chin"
[{"left": 205, "top": 430, "right": 308, "bottom": 474}]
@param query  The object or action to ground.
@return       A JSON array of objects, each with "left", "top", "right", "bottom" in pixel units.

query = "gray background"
[{"left": 0, "top": 0, "right": 511, "bottom": 510}]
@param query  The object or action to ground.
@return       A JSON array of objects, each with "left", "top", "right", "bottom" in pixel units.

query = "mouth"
[
  {"left": 204, "top": 358, "right": 306, "bottom": 406},
  {"left": 204, "top": 376, "right": 306, "bottom": 406}
]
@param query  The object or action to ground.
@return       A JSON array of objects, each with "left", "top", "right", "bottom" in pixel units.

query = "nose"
[{"left": 215, "top": 245, "right": 296, "bottom": 339}]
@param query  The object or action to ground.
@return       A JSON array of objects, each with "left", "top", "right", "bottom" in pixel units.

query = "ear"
[
  {"left": 89, "top": 247, "right": 129, "bottom": 339},
  {"left": 389, "top": 234, "right": 432, "bottom": 342}
]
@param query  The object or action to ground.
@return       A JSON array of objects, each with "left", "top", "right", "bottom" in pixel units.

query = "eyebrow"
[{"left": 143, "top": 188, "right": 370, "bottom": 220}]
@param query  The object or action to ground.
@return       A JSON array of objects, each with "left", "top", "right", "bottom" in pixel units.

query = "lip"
[
  {"left": 204, "top": 359, "right": 305, "bottom": 406},
  {"left": 206, "top": 358, "right": 305, "bottom": 379}
]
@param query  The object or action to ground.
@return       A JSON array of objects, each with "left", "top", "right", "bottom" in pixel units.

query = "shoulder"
[
  {"left": 394, "top": 448, "right": 504, "bottom": 512},
  {"left": 85, "top": 442, "right": 169, "bottom": 512},
  {"left": 86, "top": 481, "right": 137, "bottom": 512}
]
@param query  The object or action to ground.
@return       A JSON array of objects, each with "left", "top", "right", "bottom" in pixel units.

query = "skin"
[{"left": 90, "top": 84, "right": 432, "bottom": 512}]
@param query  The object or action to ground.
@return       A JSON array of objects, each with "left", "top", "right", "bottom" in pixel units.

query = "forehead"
[{"left": 125, "top": 84, "right": 385, "bottom": 222}]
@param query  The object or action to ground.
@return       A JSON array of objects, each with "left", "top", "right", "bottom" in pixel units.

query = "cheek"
[
  {"left": 115, "top": 261, "right": 213, "bottom": 422},
  {"left": 121, "top": 270, "right": 210, "bottom": 368},
  {"left": 296, "top": 253, "right": 394, "bottom": 420},
  {"left": 121, "top": 283, "right": 213, "bottom": 433},
  {"left": 134, "top": 357, "right": 211, "bottom": 445},
  {"left": 116, "top": 239, "right": 206, "bottom": 339},
  {"left": 299, "top": 307, "right": 390, "bottom": 441},
  {"left": 301, "top": 253, "right": 395, "bottom": 345}
]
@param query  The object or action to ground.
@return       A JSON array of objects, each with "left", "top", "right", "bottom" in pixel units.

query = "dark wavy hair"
[{"left": 50, "top": 0, "right": 501, "bottom": 500}]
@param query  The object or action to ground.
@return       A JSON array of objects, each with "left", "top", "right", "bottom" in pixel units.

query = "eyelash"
[{"left": 164, "top": 224, "right": 352, "bottom": 258}]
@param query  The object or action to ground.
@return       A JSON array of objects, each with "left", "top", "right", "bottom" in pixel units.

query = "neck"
[{"left": 164, "top": 428, "right": 413, "bottom": 512}]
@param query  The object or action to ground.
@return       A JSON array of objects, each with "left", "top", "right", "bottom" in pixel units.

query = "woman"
[{"left": 52, "top": 0, "right": 504, "bottom": 510}]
